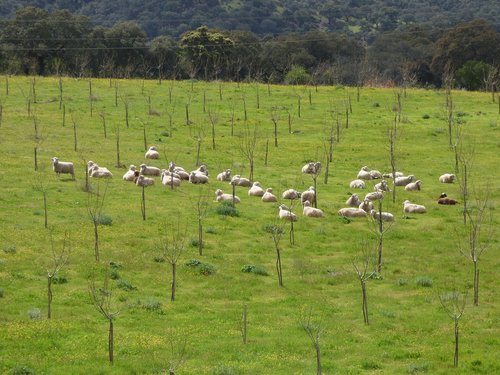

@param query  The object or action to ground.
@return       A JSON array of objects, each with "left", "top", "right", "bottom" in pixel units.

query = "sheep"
[
  {"left": 161, "top": 170, "right": 181, "bottom": 186},
  {"left": 262, "top": 188, "right": 278, "bottom": 203},
  {"left": 303, "top": 200, "right": 324, "bottom": 218},
  {"left": 364, "top": 191, "right": 384, "bottom": 201},
  {"left": 90, "top": 165, "right": 113, "bottom": 178},
  {"left": 438, "top": 193, "right": 458, "bottom": 205},
  {"left": 439, "top": 173, "right": 456, "bottom": 183},
  {"left": 394, "top": 175, "right": 415, "bottom": 186},
  {"left": 189, "top": 172, "right": 209, "bottom": 184},
  {"left": 382, "top": 171, "right": 404, "bottom": 179},
  {"left": 248, "top": 182, "right": 265, "bottom": 197},
  {"left": 278, "top": 204, "right": 297, "bottom": 222},
  {"left": 370, "top": 209, "right": 395, "bottom": 222},
  {"left": 300, "top": 186, "right": 316, "bottom": 205},
  {"left": 282, "top": 189, "right": 301, "bottom": 200},
  {"left": 52, "top": 157, "right": 75, "bottom": 179},
  {"left": 359, "top": 199, "right": 374, "bottom": 213},
  {"left": 87, "top": 160, "right": 97, "bottom": 173},
  {"left": 230, "top": 175, "right": 252, "bottom": 187},
  {"left": 403, "top": 200, "right": 427, "bottom": 214},
  {"left": 302, "top": 162, "right": 316, "bottom": 174},
  {"left": 338, "top": 207, "right": 367, "bottom": 218},
  {"left": 145, "top": 146, "right": 160, "bottom": 159},
  {"left": 193, "top": 164, "right": 208, "bottom": 176},
  {"left": 405, "top": 180, "right": 422, "bottom": 191},
  {"left": 215, "top": 189, "right": 240, "bottom": 203},
  {"left": 374, "top": 180, "right": 390, "bottom": 192},
  {"left": 123, "top": 165, "right": 137, "bottom": 181},
  {"left": 370, "top": 169, "right": 382, "bottom": 179},
  {"left": 140, "top": 164, "right": 161, "bottom": 176},
  {"left": 357, "top": 166, "right": 373, "bottom": 180},
  {"left": 346, "top": 193, "right": 362, "bottom": 207},
  {"left": 136, "top": 175, "right": 154, "bottom": 187},
  {"left": 217, "top": 169, "right": 232, "bottom": 181},
  {"left": 350, "top": 179, "right": 366, "bottom": 189}
]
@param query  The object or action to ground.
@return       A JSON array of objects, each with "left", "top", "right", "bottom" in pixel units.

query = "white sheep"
[
  {"left": 87, "top": 160, "right": 97, "bottom": 174},
  {"left": 303, "top": 200, "right": 324, "bottom": 218},
  {"left": 136, "top": 175, "right": 154, "bottom": 187},
  {"left": 140, "top": 164, "right": 161, "bottom": 176},
  {"left": 405, "top": 180, "right": 422, "bottom": 191},
  {"left": 394, "top": 175, "right": 415, "bottom": 186},
  {"left": 123, "top": 165, "right": 137, "bottom": 181},
  {"left": 278, "top": 204, "right": 297, "bottom": 222},
  {"left": 359, "top": 199, "right": 374, "bottom": 213},
  {"left": 230, "top": 175, "right": 252, "bottom": 187},
  {"left": 370, "top": 209, "right": 395, "bottom": 222},
  {"left": 301, "top": 162, "right": 316, "bottom": 174},
  {"left": 364, "top": 191, "right": 384, "bottom": 201},
  {"left": 174, "top": 169, "right": 189, "bottom": 180},
  {"left": 346, "top": 193, "right": 362, "bottom": 207},
  {"left": 357, "top": 166, "right": 373, "bottom": 180},
  {"left": 403, "top": 200, "right": 427, "bottom": 214},
  {"left": 217, "top": 169, "right": 232, "bottom": 181},
  {"left": 374, "top": 180, "right": 390, "bottom": 192},
  {"left": 282, "top": 189, "right": 301, "bottom": 200},
  {"left": 248, "top": 182, "right": 265, "bottom": 197},
  {"left": 382, "top": 171, "right": 404, "bottom": 179},
  {"left": 193, "top": 164, "right": 208, "bottom": 176},
  {"left": 370, "top": 169, "right": 382, "bottom": 179},
  {"left": 52, "top": 157, "right": 75, "bottom": 179},
  {"left": 215, "top": 189, "right": 240, "bottom": 203},
  {"left": 439, "top": 173, "right": 456, "bottom": 183},
  {"left": 145, "top": 146, "right": 160, "bottom": 159},
  {"left": 262, "top": 188, "right": 278, "bottom": 202},
  {"left": 161, "top": 170, "right": 181, "bottom": 186},
  {"left": 189, "top": 172, "right": 209, "bottom": 184},
  {"left": 300, "top": 186, "right": 316, "bottom": 205},
  {"left": 90, "top": 165, "right": 113, "bottom": 178},
  {"left": 338, "top": 207, "right": 367, "bottom": 218},
  {"left": 349, "top": 179, "right": 366, "bottom": 189}
]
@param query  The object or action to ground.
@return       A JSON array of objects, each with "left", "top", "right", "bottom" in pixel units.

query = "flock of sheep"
[{"left": 52, "top": 146, "right": 459, "bottom": 222}]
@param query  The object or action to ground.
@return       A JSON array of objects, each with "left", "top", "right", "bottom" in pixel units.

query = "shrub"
[
  {"left": 284, "top": 65, "right": 311, "bottom": 85},
  {"left": 361, "top": 360, "right": 382, "bottom": 370},
  {"left": 241, "top": 264, "right": 269, "bottom": 276},
  {"left": 396, "top": 278, "right": 408, "bottom": 286},
  {"left": 262, "top": 223, "right": 284, "bottom": 234},
  {"left": 211, "top": 365, "right": 235, "bottom": 375},
  {"left": 109, "top": 270, "right": 120, "bottom": 280},
  {"left": 215, "top": 201, "right": 239, "bottom": 217},
  {"left": 117, "top": 280, "right": 137, "bottom": 291},
  {"left": 27, "top": 308, "right": 41, "bottom": 320},
  {"left": 95, "top": 214, "right": 112, "bottom": 226},
  {"left": 3, "top": 245, "right": 16, "bottom": 254},
  {"left": 142, "top": 298, "right": 162, "bottom": 311},
  {"left": 186, "top": 259, "right": 216, "bottom": 275},
  {"left": 10, "top": 366, "right": 35, "bottom": 375},
  {"left": 407, "top": 362, "right": 429, "bottom": 373},
  {"left": 206, "top": 227, "right": 217, "bottom": 234},
  {"left": 153, "top": 256, "right": 165, "bottom": 263},
  {"left": 422, "top": 114, "right": 430, "bottom": 119},
  {"left": 190, "top": 238, "right": 200, "bottom": 247},
  {"left": 109, "top": 261, "right": 122, "bottom": 269},
  {"left": 52, "top": 274, "right": 68, "bottom": 284},
  {"left": 415, "top": 276, "right": 433, "bottom": 288}
]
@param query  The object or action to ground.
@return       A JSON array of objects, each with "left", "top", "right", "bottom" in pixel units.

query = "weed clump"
[
  {"left": 117, "top": 279, "right": 137, "bottom": 291},
  {"left": 27, "top": 308, "right": 41, "bottom": 320},
  {"left": 95, "top": 214, "right": 112, "bottom": 226},
  {"left": 215, "top": 201, "right": 239, "bottom": 217},
  {"left": 142, "top": 298, "right": 162, "bottom": 312},
  {"left": 241, "top": 264, "right": 269, "bottom": 276},
  {"left": 407, "top": 362, "right": 429, "bottom": 373},
  {"left": 10, "top": 366, "right": 35, "bottom": 375},
  {"left": 3, "top": 245, "right": 16, "bottom": 254},
  {"left": 186, "top": 259, "right": 216, "bottom": 275},
  {"left": 415, "top": 276, "right": 433, "bottom": 288}
]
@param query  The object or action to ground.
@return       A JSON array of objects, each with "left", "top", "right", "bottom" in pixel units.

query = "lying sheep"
[
  {"left": 394, "top": 175, "right": 415, "bottom": 186},
  {"left": 403, "top": 200, "right": 427, "bottom": 214},
  {"left": 350, "top": 179, "right": 366, "bottom": 189},
  {"left": 217, "top": 169, "right": 232, "bottom": 181},
  {"left": 215, "top": 189, "right": 240, "bottom": 203},
  {"left": 370, "top": 209, "right": 395, "bottom": 222},
  {"left": 370, "top": 169, "right": 382, "bottom": 179},
  {"left": 140, "top": 164, "right": 161, "bottom": 176},
  {"left": 357, "top": 166, "right": 373, "bottom": 180},
  {"left": 374, "top": 180, "right": 390, "bottom": 192},
  {"left": 438, "top": 193, "right": 458, "bottom": 205},
  {"left": 382, "top": 171, "right": 404, "bottom": 179},
  {"left": 346, "top": 193, "right": 362, "bottom": 207},
  {"left": 52, "top": 157, "right": 75, "bottom": 179},
  {"left": 248, "top": 182, "right": 265, "bottom": 197},
  {"left": 230, "top": 175, "right": 252, "bottom": 187},
  {"left": 136, "top": 175, "right": 154, "bottom": 187},
  {"left": 338, "top": 207, "right": 367, "bottom": 218},
  {"left": 359, "top": 199, "right": 374, "bottom": 213},
  {"left": 168, "top": 162, "right": 190, "bottom": 180},
  {"left": 364, "top": 191, "right": 384, "bottom": 201},
  {"left": 282, "top": 189, "right": 301, "bottom": 200},
  {"left": 123, "top": 165, "right": 137, "bottom": 181},
  {"left": 439, "top": 173, "right": 456, "bottom": 183},
  {"left": 90, "top": 165, "right": 113, "bottom": 178},
  {"left": 194, "top": 164, "right": 208, "bottom": 176},
  {"left": 161, "top": 170, "right": 181, "bottom": 186},
  {"left": 405, "top": 180, "right": 422, "bottom": 191},
  {"left": 303, "top": 200, "right": 324, "bottom": 218},
  {"left": 189, "top": 172, "right": 209, "bottom": 184},
  {"left": 301, "top": 186, "right": 316, "bottom": 205},
  {"left": 145, "top": 146, "right": 160, "bottom": 159},
  {"left": 278, "top": 204, "right": 297, "bottom": 221},
  {"left": 87, "top": 160, "right": 97, "bottom": 174},
  {"left": 262, "top": 188, "right": 278, "bottom": 203}
]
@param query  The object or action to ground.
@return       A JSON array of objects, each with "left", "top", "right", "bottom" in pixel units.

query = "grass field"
[{"left": 0, "top": 76, "right": 498, "bottom": 374}]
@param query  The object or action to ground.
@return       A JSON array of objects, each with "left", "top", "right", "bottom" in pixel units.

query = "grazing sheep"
[
  {"left": 215, "top": 189, "right": 240, "bottom": 203},
  {"left": 145, "top": 146, "right": 160, "bottom": 159},
  {"left": 161, "top": 170, "right": 181, "bottom": 186},
  {"left": 439, "top": 173, "right": 456, "bottom": 183},
  {"left": 52, "top": 157, "right": 75, "bottom": 179},
  {"left": 374, "top": 180, "right": 390, "bottom": 192},
  {"left": 262, "top": 188, "right": 278, "bottom": 203},
  {"left": 394, "top": 175, "right": 415, "bottom": 186},
  {"left": 357, "top": 166, "right": 373, "bottom": 180},
  {"left": 248, "top": 182, "right": 265, "bottom": 197},
  {"left": 278, "top": 204, "right": 297, "bottom": 222},
  {"left": 194, "top": 164, "right": 209, "bottom": 176},
  {"left": 382, "top": 171, "right": 404, "bottom": 179},
  {"left": 300, "top": 186, "right": 316, "bottom": 205},
  {"left": 405, "top": 180, "right": 422, "bottom": 191},
  {"left": 346, "top": 193, "right": 362, "bottom": 207},
  {"left": 303, "top": 200, "right": 324, "bottom": 218},
  {"left": 364, "top": 191, "right": 384, "bottom": 201},
  {"left": 350, "top": 179, "right": 366, "bottom": 189},
  {"left": 140, "top": 164, "right": 161, "bottom": 176},
  {"left": 302, "top": 162, "right": 316, "bottom": 174},
  {"left": 438, "top": 193, "right": 458, "bottom": 205},
  {"left": 370, "top": 169, "right": 382, "bottom": 179},
  {"left": 123, "top": 165, "right": 137, "bottom": 181},
  {"left": 217, "top": 169, "right": 232, "bottom": 181},
  {"left": 359, "top": 199, "right": 374, "bottom": 213},
  {"left": 189, "top": 172, "right": 209, "bottom": 184},
  {"left": 338, "top": 207, "right": 367, "bottom": 218},
  {"left": 90, "top": 165, "right": 113, "bottom": 178},
  {"left": 230, "top": 175, "right": 252, "bottom": 187},
  {"left": 403, "top": 200, "right": 427, "bottom": 214},
  {"left": 282, "top": 189, "right": 301, "bottom": 200},
  {"left": 136, "top": 175, "right": 154, "bottom": 187},
  {"left": 370, "top": 209, "right": 395, "bottom": 222}
]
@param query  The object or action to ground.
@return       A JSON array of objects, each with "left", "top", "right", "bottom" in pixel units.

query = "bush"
[
  {"left": 153, "top": 256, "right": 165, "bottom": 263},
  {"left": 206, "top": 227, "right": 217, "bottom": 234},
  {"left": 215, "top": 201, "right": 239, "bottom": 217},
  {"left": 284, "top": 65, "right": 311, "bottom": 85},
  {"left": 95, "top": 214, "right": 112, "bottom": 226},
  {"left": 190, "top": 238, "right": 200, "bottom": 247},
  {"left": 361, "top": 360, "right": 382, "bottom": 370},
  {"left": 27, "top": 308, "right": 41, "bottom": 320},
  {"left": 109, "top": 270, "right": 120, "bottom": 280},
  {"left": 211, "top": 365, "right": 235, "bottom": 375},
  {"left": 117, "top": 279, "right": 137, "bottom": 291},
  {"left": 396, "top": 278, "right": 408, "bottom": 286},
  {"left": 422, "top": 114, "right": 430, "bottom": 119},
  {"left": 109, "top": 261, "right": 122, "bottom": 269},
  {"left": 3, "top": 245, "right": 16, "bottom": 254},
  {"left": 52, "top": 274, "right": 68, "bottom": 284},
  {"left": 185, "top": 259, "right": 216, "bottom": 275},
  {"left": 142, "top": 298, "right": 162, "bottom": 311},
  {"left": 10, "top": 366, "right": 35, "bottom": 375},
  {"left": 415, "top": 276, "right": 433, "bottom": 288},
  {"left": 455, "top": 60, "right": 492, "bottom": 91},
  {"left": 262, "top": 223, "right": 284, "bottom": 234},
  {"left": 241, "top": 264, "right": 269, "bottom": 276},
  {"left": 407, "top": 362, "right": 429, "bottom": 373}
]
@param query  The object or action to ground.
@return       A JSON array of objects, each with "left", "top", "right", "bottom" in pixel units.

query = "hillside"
[{"left": 0, "top": 0, "right": 499, "bottom": 38}]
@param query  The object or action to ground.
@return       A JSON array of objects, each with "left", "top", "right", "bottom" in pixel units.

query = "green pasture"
[{"left": 0, "top": 76, "right": 498, "bottom": 374}]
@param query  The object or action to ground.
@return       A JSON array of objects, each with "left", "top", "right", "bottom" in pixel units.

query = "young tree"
[
  {"left": 46, "top": 231, "right": 70, "bottom": 319},
  {"left": 193, "top": 186, "right": 210, "bottom": 256},
  {"left": 239, "top": 122, "right": 258, "bottom": 183},
  {"left": 33, "top": 172, "right": 48, "bottom": 228},
  {"left": 369, "top": 199, "right": 394, "bottom": 273},
  {"left": 208, "top": 109, "right": 218, "bottom": 150},
  {"left": 267, "top": 221, "right": 286, "bottom": 287},
  {"left": 351, "top": 241, "right": 377, "bottom": 325},
  {"left": 87, "top": 182, "right": 108, "bottom": 261},
  {"left": 164, "top": 330, "right": 189, "bottom": 375},
  {"left": 300, "top": 308, "right": 325, "bottom": 375}
]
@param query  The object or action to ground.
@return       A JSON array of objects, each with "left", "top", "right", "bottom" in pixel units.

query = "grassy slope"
[{"left": 0, "top": 77, "right": 498, "bottom": 374}]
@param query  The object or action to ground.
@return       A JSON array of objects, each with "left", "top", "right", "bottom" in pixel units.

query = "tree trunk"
[
  {"left": 243, "top": 304, "right": 247, "bottom": 344},
  {"left": 473, "top": 262, "right": 479, "bottom": 306},
  {"left": 47, "top": 275, "right": 52, "bottom": 319},
  {"left": 43, "top": 191, "right": 48, "bottom": 229},
  {"left": 171, "top": 262, "right": 176, "bottom": 301},
  {"left": 249, "top": 160, "right": 254, "bottom": 184},
  {"left": 361, "top": 280, "right": 369, "bottom": 325},
  {"left": 276, "top": 247, "right": 283, "bottom": 287},
  {"left": 34, "top": 146, "right": 38, "bottom": 171},
  {"left": 454, "top": 319, "right": 459, "bottom": 367},
  {"left": 273, "top": 120, "right": 278, "bottom": 147},
  {"left": 94, "top": 222, "right": 99, "bottom": 261},
  {"left": 141, "top": 186, "right": 146, "bottom": 221},
  {"left": 315, "top": 339, "right": 322, "bottom": 375},
  {"left": 198, "top": 219, "right": 203, "bottom": 256},
  {"left": 290, "top": 221, "right": 295, "bottom": 245},
  {"left": 109, "top": 318, "right": 114, "bottom": 363},
  {"left": 264, "top": 139, "right": 269, "bottom": 166}
]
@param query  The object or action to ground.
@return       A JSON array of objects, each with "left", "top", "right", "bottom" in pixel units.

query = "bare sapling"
[
  {"left": 242, "top": 94, "right": 247, "bottom": 121},
  {"left": 351, "top": 240, "right": 377, "bottom": 325},
  {"left": 165, "top": 331, "right": 189, "bottom": 375},
  {"left": 31, "top": 77, "right": 36, "bottom": 103},
  {"left": 89, "top": 79, "right": 93, "bottom": 117},
  {"left": 239, "top": 122, "right": 258, "bottom": 183},
  {"left": 193, "top": 186, "right": 210, "bottom": 256},
  {"left": 114, "top": 122, "right": 124, "bottom": 168},
  {"left": 185, "top": 103, "right": 190, "bottom": 125},
  {"left": 87, "top": 182, "right": 109, "bottom": 261},
  {"left": 264, "top": 139, "right": 269, "bottom": 166},
  {"left": 33, "top": 172, "right": 48, "bottom": 228},
  {"left": 300, "top": 308, "right": 325, "bottom": 375},
  {"left": 62, "top": 104, "right": 65, "bottom": 127},
  {"left": 158, "top": 223, "right": 187, "bottom": 301},
  {"left": 297, "top": 95, "right": 301, "bottom": 118},
  {"left": 59, "top": 77, "right": 63, "bottom": 109},
  {"left": 369, "top": 199, "right": 394, "bottom": 273},
  {"left": 99, "top": 112, "right": 107, "bottom": 139},
  {"left": 240, "top": 304, "right": 248, "bottom": 344},
  {"left": 72, "top": 114, "right": 78, "bottom": 152},
  {"left": 120, "top": 95, "right": 130, "bottom": 128},
  {"left": 46, "top": 231, "right": 71, "bottom": 319},
  {"left": 141, "top": 185, "right": 146, "bottom": 221},
  {"left": 268, "top": 221, "right": 285, "bottom": 287},
  {"left": 271, "top": 107, "right": 280, "bottom": 147},
  {"left": 456, "top": 141, "right": 474, "bottom": 225},
  {"left": 208, "top": 109, "right": 218, "bottom": 150}
]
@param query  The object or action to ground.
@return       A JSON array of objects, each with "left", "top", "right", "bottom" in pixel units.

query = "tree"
[
  {"left": 351, "top": 241, "right": 377, "bottom": 325},
  {"left": 33, "top": 172, "right": 48, "bottom": 229},
  {"left": 46, "top": 231, "right": 71, "bottom": 319},
  {"left": 87, "top": 182, "right": 108, "bottom": 261},
  {"left": 193, "top": 186, "right": 210, "bottom": 256},
  {"left": 300, "top": 308, "right": 325, "bottom": 375},
  {"left": 370, "top": 199, "right": 394, "bottom": 273},
  {"left": 239, "top": 122, "right": 258, "bottom": 183},
  {"left": 267, "top": 222, "right": 286, "bottom": 287},
  {"left": 455, "top": 61, "right": 494, "bottom": 91},
  {"left": 149, "top": 35, "right": 179, "bottom": 83}
]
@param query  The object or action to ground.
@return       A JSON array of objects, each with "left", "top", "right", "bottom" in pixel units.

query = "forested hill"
[{"left": 0, "top": 0, "right": 498, "bottom": 39}]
